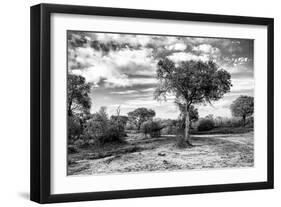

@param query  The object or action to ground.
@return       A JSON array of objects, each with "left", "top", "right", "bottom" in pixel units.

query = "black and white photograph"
[{"left": 67, "top": 31, "right": 254, "bottom": 176}]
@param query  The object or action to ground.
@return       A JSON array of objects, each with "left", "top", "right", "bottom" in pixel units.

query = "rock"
[
  {"left": 163, "top": 160, "right": 169, "bottom": 165},
  {"left": 158, "top": 152, "right": 166, "bottom": 156}
]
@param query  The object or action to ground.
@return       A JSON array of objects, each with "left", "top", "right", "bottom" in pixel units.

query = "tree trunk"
[
  {"left": 184, "top": 104, "right": 193, "bottom": 146},
  {"left": 68, "top": 101, "right": 72, "bottom": 116},
  {"left": 243, "top": 115, "right": 246, "bottom": 127}
]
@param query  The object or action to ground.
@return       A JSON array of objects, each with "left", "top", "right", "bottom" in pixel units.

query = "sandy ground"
[{"left": 68, "top": 132, "right": 254, "bottom": 175}]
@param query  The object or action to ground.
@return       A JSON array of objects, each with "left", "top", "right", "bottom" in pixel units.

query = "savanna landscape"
[{"left": 67, "top": 31, "right": 254, "bottom": 176}]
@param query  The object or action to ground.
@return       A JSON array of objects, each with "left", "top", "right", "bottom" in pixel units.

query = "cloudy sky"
[{"left": 68, "top": 31, "right": 254, "bottom": 119}]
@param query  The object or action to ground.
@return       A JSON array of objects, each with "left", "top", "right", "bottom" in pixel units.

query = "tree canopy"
[
  {"left": 230, "top": 95, "right": 254, "bottom": 126},
  {"left": 67, "top": 74, "right": 92, "bottom": 116},
  {"left": 128, "top": 108, "right": 156, "bottom": 130},
  {"left": 155, "top": 59, "right": 232, "bottom": 105}
]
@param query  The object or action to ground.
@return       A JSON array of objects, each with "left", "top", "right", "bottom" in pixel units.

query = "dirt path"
[{"left": 68, "top": 132, "right": 254, "bottom": 175}]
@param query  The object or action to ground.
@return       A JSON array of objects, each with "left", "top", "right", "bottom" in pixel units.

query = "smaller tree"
[
  {"left": 140, "top": 120, "right": 164, "bottom": 138},
  {"left": 128, "top": 108, "right": 156, "bottom": 130},
  {"left": 67, "top": 74, "right": 92, "bottom": 116},
  {"left": 110, "top": 106, "right": 128, "bottom": 137},
  {"left": 110, "top": 106, "right": 128, "bottom": 128},
  {"left": 230, "top": 96, "right": 254, "bottom": 127},
  {"left": 83, "top": 107, "right": 110, "bottom": 145}
]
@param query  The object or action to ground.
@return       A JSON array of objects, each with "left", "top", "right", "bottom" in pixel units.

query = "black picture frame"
[{"left": 30, "top": 3, "right": 274, "bottom": 204}]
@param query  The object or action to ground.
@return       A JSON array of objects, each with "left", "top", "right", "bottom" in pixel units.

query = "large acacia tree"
[{"left": 155, "top": 59, "right": 232, "bottom": 146}]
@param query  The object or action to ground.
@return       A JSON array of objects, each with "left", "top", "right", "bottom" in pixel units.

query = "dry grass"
[{"left": 68, "top": 132, "right": 254, "bottom": 175}]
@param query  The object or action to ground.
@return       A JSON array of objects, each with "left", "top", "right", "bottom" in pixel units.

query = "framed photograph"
[{"left": 30, "top": 3, "right": 274, "bottom": 203}]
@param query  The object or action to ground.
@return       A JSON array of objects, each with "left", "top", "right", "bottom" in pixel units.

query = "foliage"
[
  {"left": 68, "top": 145, "right": 78, "bottom": 154},
  {"left": 155, "top": 59, "right": 232, "bottom": 105},
  {"left": 213, "top": 116, "right": 246, "bottom": 128},
  {"left": 125, "top": 123, "right": 137, "bottom": 131},
  {"left": 193, "top": 126, "right": 253, "bottom": 135},
  {"left": 155, "top": 58, "right": 232, "bottom": 143},
  {"left": 230, "top": 96, "right": 254, "bottom": 126},
  {"left": 83, "top": 107, "right": 109, "bottom": 145},
  {"left": 161, "top": 126, "right": 178, "bottom": 135},
  {"left": 82, "top": 107, "right": 126, "bottom": 145},
  {"left": 197, "top": 118, "right": 215, "bottom": 131},
  {"left": 161, "top": 119, "right": 178, "bottom": 135},
  {"left": 68, "top": 115, "right": 82, "bottom": 143},
  {"left": 176, "top": 102, "right": 199, "bottom": 129},
  {"left": 246, "top": 116, "right": 254, "bottom": 128},
  {"left": 110, "top": 115, "right": 128, "bottom": 127},
  {"left": 128, "top": 108, "right": 156, "bottom": 130},
  {"left": 107, "top": 122, "right": 126, "bottom": 142},
  {"left": 140, "top": 120, "right": 163, "bottom": 138},
  {"left": 67, "top": 74, "right": 92, "bottom": 116}
]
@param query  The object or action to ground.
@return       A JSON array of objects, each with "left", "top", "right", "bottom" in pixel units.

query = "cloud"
[
  {"left": 68, "top": 31, "right": 254, "bottom": 119},
  {"left": 231, "top": 78, "right": 254, "bottom": 92},
  {"left": 167, "top": 52, "right": 209, "bottom": 62},
  {"left": 192, "top": 44, "right": 221, "bottom": 58},
  {"left": 68, "top": 47, "right": 95, "bottom": 70},
  {"left": 93, "top": 33, "right": 151, "bottom": 47},
  {"left": 166, "top": 43, "right": 187, "bottom": 51},
  {"left": 140, "top": 88, "right": 155, "bottom": 93},
  {"left": 110, "top": 90, "right": 138, "bottom": 95},
  {"left": 69, "top": 46, "right": 157, "bottom": 88},
  {"left": 193, "top": 44, "right": 215, "bottom": 53}
]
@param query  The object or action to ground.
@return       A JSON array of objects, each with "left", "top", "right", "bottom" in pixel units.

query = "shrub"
[
  {"left": 140, "top": 120, "right": 162, "bottom": 138},
  {"left": 83, "top": 109, "right": 109, "bottom": 144},
  {"left": 107, "top": 121, "right": 126, "bottom": 142},
  {"left": 68, "top": 145, "right": 78, "bottom": 154},
  {"left": 161, "top": 125, "right": 178, "bottom": 135},
  {"left": 197, "top": 118, "right": 215, "bottom": 131},
  {"left": 213, "top": 117, "right": 246, "bottom": 128},
  {"left": 125, "top": 123, "right": 137, "bottom": 130},
  {"left": 82, "top": 107, "right": 126, "bottom": 145},
  {"left": 68, "top": 116, "right": 82, "bottom": 143},
  {"left": 246, "top": 116, "right": 254, "bottom": 128},
  {"left": 73, "top": 139, "right": 87, "bottom": 147},
  {"left": 193, "top": 127, "right": 253, "bottom": 134}
]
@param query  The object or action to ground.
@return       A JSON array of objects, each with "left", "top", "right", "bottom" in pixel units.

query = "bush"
[
  {"left": 140, "top": 120, "right": 162, "bottom": 138},
  {"left": 107, "top": 121, "right": 126, "bottom": 142},
  {"left": 83, "top": 112, "right": 109, "bottom": 145},
  {"left": 82, "top": 107, "right": 126, "bottom": 145},
  {"left": 197, "top": 118, "right": 215, "bottom": 131},
  {"left": 68, "top": 116, "right": 82, "bottom": 143},
  {"left": 213, "top": 117, "right": 246, "bottom": 128},
  {"left": 193, "top": 126, "right": 253, "bottom": 135},
  {"left": 161, "top": 125, "right": 178, "bottom": 135},
  {"left": 125, "top": 123, "right": 137, "bottom": 130},
  {"left": 68, "top": 145, "right": 78, "bottom": 154},
  {"left": 73, "top": 139, "right": 88, "bottom": 147},
  {"left": 246, "top": 116, "right": 254, "bottom": 128}
]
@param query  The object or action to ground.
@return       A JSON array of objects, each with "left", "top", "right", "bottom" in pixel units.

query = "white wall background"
[{"left": 0, "top": 0, "right": 279, "bottom": 206}]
